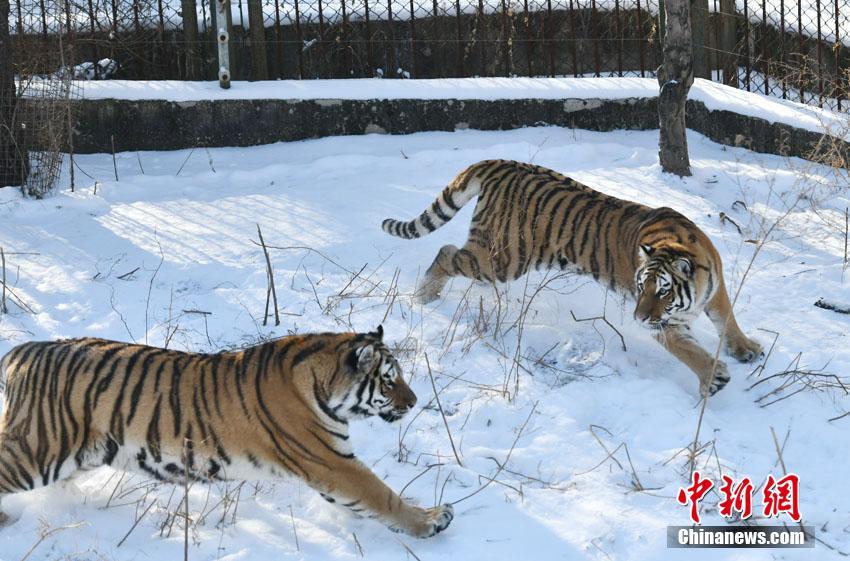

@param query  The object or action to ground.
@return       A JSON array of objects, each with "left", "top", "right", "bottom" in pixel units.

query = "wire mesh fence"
[
  {"left": 6, "top": 0, "right": 850, "bottom": 111},
  {"left": 2, "top": 0, "right": 80, "bottom": 196}
]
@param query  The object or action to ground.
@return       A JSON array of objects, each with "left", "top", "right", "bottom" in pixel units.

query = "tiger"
[
  {"left": 0, "top": 327, "right": 454, "bottom": 538},
  {"left": 382, "top": 159, "right": 763, "bottom": 396}
]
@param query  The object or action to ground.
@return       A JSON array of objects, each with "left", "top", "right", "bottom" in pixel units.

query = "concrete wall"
[{"left": 67, "top": 96, "right": 844, "bottom": 165}]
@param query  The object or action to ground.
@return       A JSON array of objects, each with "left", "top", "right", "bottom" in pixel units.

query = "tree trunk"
[
  {"left": 690, "top": 0, "right": 709, "bottom": 79},
  {"left": 657, "top": 0, "right": 694, "bottom": 177},
  {"left": 0, "top": 0, "right": 28, "bottom": 188},
  {"left": 247, "top": 0, "right": 268, "bottom": 80},
  {"left": 719, "top": 0, "right": 738, "bottom": 87},
  {"left": 181, "top": 0, "right": 200, "bottom": 80}
]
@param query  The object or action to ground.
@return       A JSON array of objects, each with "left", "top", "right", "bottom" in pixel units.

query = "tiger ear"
[
  {"left": 675, "top": 257, "right": 694, "bottom": 278},
  {"left": 638, "top": 244, "right": 654, "bottom": 259},
  {"left": 353, "top": 344, "right": 379, "bottom": 374},
  {"left": 371, "top": 325, "right": 384, "bottom": 341}
]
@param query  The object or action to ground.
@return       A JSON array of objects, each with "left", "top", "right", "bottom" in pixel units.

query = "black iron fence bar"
[
  {"left": 86, "top": 0, "right": 96, "bottom": 62},
  {"left": 523, "top": 0, "right": 533, "bottom": 76},
  {"left": 591, "top": 0, "right": 601, "bottom": 76},
  {"left": 836, "top": 0, "right": 842, "bottom": 110},
  {"left": 37, "top": 0, "right": 47, "bottom": 40},
  {"left": 761, "top": 0, "right": 767, "bottom": 95},
  {"left": 388, "top": 0, "right": 397, "bottom": 76},
  {"left": 743, "top": 0, "right": 750, "bottom": 90},
  {"left": 780, "top": 0, "right": 786, "bottom": 98},
  {"left": 546, "top": 0, "right": 555, "bottom": 76},
  {"left": 569, "top": 0, "right": 578, "bottom": 76},
  {"left": 614, "top": 0, "right": 622, "bottom": 76},
  {"left": 501, "top": 0, "right": 509, "bottom": 76},
  {"left": 295, "top": 0, "right": 305, "bottom": 78},
  {"left": 797, "top": 0, "right": 804, "bottom": 102},
  {"left": 477, "top": 0, "right": 484, "bottom": 76},
  {"left": 455, "top": 0, "right": 463, "bottom": 76},
  {"left": 636, "top": 0, "right": 645, "bottom": 76},
  {"left": 272, "top": 0, "right": 283, "bottom": 77},
  {"left": 317, "top": 0, "right": 325, "bottom": 75},
  {"left": 364, "top": 0, "right": 373, "bottom": 74},
  {"left": 816, "top": 0, "right": 823, "bottom": 106},
  {"left": 409, "top": 0, "right": 417, "bottom": 77},
  {"left": 341, "top": 0, "right": 352, "bottom": 75}
]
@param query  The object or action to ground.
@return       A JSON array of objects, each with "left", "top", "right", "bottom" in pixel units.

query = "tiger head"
[
  {"left": 330, "top": 326, "right": 417, "bottom": 423},
  {"left": 633, "top": 244, "right": 703, "bottom": 329}
]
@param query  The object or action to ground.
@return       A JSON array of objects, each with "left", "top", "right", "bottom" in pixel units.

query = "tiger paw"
[
  {"left": 726, "top": 336, "right": 763, "bottom": 363},
  {"left": 703, "top": 361, "right": 730, "bottom": 397},
  {"left": 0, "top": 511, "right": 11, "bottom": 528},
  {"left": 415, "top": 280, "right": 441, "bottom": 305},
  {"left": 414, "top": 504, "right": 454, "bottom": 538}
]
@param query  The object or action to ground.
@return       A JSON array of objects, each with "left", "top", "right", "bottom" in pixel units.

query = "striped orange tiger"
[
  {"left": 382, "top": 159, "right": 762, "bottom": 396},
  {"left": 0, "top": 327, "right": 454, "bottom": 537}
]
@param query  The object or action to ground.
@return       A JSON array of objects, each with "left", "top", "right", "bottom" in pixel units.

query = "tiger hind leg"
[
  {"left": 417, "top": 243, "right": 493, "bottom": 304},
  {"left": 0, "top": 435, "right": 38, "bottom": 526},
  {"left": 0, "top": 431, "right": 109, "bottom": 525}
]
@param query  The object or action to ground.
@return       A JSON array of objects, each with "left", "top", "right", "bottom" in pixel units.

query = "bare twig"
[
  {"left": 111, "top": 135, "right": 119, "bottom": 181},
  {"left": 570, "top": 310, "right": 627, "bottom": 352},
  {"left": 828, "top": 411, "right": 850, "bottom": 422},
  {"left": 1, "top": 247, "right": 6, "bottom": 314},
  {"left": 116, "top": 499, "right": 156, "bottom": 547},
  {"left": 175, "top": 148, "right": 196, "bottom": 176},
  {"left": 425, "top": 353, "right": 463, "bottom": 467},
  {"left": 17, "top": 521, "right": 85, "bottom": 561},
  {"left": 288, "top": 505, "right": 300, "bottom": 552},
  {"left": 719, "top": 211, "right": 743, "bottom": 235},
  {"left": 144, "top": 237, "right": 165, "bottom": 345},
  {"left": 450, "top": 401, "right": 537, "bottom": 505},
  {"left": 183, "top": 438, "right": 190, "bottom": 561},
  {"left": 257, "top": 224, "right": 280, "bottom": 326},
  {"left": 395, "top": 538, "right": 423, "bottom": 561},
  {"left": 117, "top": 266, "right": 140, "bottom": 281},
  {"left": 352, "top": 533, "right": 365, "bottom": 557}
]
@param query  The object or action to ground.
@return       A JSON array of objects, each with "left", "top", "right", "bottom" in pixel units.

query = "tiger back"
[
  {"left": 382, "top": 159, "right": 762, "bottom": 396},
  {"left": 0, "top": 328, "right": 453, "bottom": 537}
]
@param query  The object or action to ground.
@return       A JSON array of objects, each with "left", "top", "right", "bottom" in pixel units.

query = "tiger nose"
[
  {"left": 634, "top": 309, "right": 661, "bottom": 325},
  {"left": 401, "top": 387, "right": 417, "bottom": 410}
]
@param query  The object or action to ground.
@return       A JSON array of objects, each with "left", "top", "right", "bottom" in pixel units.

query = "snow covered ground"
[{"left": 0, "top": 125, "right": 849, "bottom": 560}]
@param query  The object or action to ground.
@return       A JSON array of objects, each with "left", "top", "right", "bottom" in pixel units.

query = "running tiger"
[
  {"left": 382, "top": 159, "right": 762, "bottom": 396},
  {"left": 0, "top": 328, "right": 454, "bottom": 537}
]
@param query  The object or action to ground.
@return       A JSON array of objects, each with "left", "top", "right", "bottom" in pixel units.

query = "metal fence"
[{"left": 8, "top": 0, "right": 850, "bottom": 110}]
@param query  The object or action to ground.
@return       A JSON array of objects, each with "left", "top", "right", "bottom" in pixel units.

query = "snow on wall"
[{"left": 78, "top": 76, "right": 849, "bottom": 136}]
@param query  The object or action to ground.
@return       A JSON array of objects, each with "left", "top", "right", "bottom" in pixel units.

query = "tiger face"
[
  {"left": 332, "top": 327, "right": 417, "bottom": 423},
  {"left": 633, "top": 244, "right": 699, "bottom": 329}
]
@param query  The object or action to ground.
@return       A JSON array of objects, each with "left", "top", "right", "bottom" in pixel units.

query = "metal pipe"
[{"left": 216, "top": 0, "right": 231, "bottom": 88}]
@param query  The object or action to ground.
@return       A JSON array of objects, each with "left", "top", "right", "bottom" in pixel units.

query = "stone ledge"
[{"left": 64, "top": 96, "right": 843, "bottom": 163}]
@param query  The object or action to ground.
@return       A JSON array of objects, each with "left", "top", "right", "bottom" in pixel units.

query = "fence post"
[
  {"left": 182, "top": 0, "right": 200, "bottom": 79},
  {"left": 719, "top": 0, "right": 737, "bottom": 87},
  {"left": 216, "top": 0, "right": 232, "bottom": 87},
  {"left": 1, "top": 0, "right": 29, "bottom": 187},
  {"left": 690, "top": 0, "right": 710, "bottom": 79},
  {"left": 247, "top": 0, "right": 268, "bottom": 79}
]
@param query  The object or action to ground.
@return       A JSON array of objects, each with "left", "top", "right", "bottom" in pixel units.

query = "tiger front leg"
[
  {"left": 704, "top": 287, "right": 763, "bottom": 363},
  {"left": 652, "top": 327, "right": 731, "bottom": 396},
  {"left": 0, "top": 496, "right": 9, "bottom": 527},
  {"left": 312, "top": 458, "right": 454, "bottom": 538}
]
